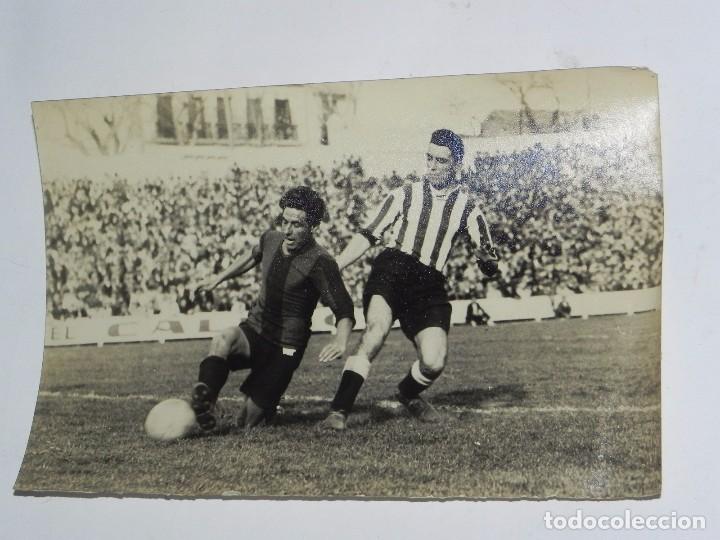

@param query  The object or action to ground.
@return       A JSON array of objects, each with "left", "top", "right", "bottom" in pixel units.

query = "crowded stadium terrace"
[{"left": 43, "top": 142, "right": 662, "bottom": 320}]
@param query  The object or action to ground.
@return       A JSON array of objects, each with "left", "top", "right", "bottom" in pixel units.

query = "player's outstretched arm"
[
  {"left": 318, "top": 317, "right": 354, "bottom": 363},
  {"left": 336, "top": 233, "right": 372, "bottom": 270},
  {"left": 197, "top": 247, "right": 260, "bottom": 292}
]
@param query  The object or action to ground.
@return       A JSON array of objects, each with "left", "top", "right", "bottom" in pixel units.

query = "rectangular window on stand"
[
  {"left": 156, "top": 95, "right": 176, "bottom": 140},
  {"left": 274, "top": 99, "right": 296, "bottom": 140},
  {"left": 246, "top": 98, "right": 263, "bottom": 140},
  {"left": 216, "top": 97, "right": 228, "bottom": 140},
  {"left": 190, "top": 96, "right": 208, "bottom": 140}
]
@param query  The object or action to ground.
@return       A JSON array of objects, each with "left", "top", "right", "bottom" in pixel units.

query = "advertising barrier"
[{"left": 45, "top": 287, "right": 660, "bottom": 347}]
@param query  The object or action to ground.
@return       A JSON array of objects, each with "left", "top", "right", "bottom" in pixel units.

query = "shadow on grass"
[
  {"left": 183, "top": 384, "right": 531, "bottom": 439},
  {"left": 196, "top": 385, "right": 530, "bottom": 433},
  {"left": 273, "top": 403, "right": 385, "bottom": 428},
  {"left": 274, "top": 385, "right": 530, "bottom": 428}
]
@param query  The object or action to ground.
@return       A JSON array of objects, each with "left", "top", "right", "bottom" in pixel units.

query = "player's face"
[
  {"left": 280, "top": 207, "right": 313, "bottom": 254},
  {"left": 425, "top": 143, "right": 458, "bottom": 189}
]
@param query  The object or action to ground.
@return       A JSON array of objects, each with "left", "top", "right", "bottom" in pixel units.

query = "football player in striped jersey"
[
  {"left": 321, "top": 129, "right": 499, "bottom": 430},
  {"left": 191, "top": 186, "right": 355, "bottom": 431}
]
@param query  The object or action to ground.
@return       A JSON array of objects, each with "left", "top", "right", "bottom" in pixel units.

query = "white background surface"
[{"left": 1, "top": 1, "right": 718, "bottom": 538}]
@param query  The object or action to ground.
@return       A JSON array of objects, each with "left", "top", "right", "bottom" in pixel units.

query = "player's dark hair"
[
  {"left": 279, "top": 186, "right": 327, "bottom": 227},
  {"left": 430, "top": 129, "right": 464, "bottom": 163}
]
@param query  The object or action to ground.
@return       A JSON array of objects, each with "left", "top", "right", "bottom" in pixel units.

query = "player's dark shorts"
[
  {"left": 363, "top": 248, "right": 452, "bottom": 339},
  {"left": 227, "top": 322, "right": 306, "bottom": 410}
]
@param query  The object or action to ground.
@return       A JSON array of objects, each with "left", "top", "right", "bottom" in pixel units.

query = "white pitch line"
[
  {"left": 372, "top": 400, "right": 658, "bottom": 415},
  {"left": 37, "top": 391, "right": 659, "bottom": 414},
  {"left": 444, "top": 404, "right": 659, "bottom": 414},
  {"left": 37, "top": 390, "right": 326, "bottom": 404}
]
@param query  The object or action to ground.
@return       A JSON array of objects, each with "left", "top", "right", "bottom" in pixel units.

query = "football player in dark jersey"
[{"left": 191, "top": 186, "right": 355, "bottom": 431}]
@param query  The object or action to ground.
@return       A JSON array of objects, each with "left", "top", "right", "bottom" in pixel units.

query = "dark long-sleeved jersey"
[{"left": 245, "top": 230, "right": 355, "bottom": 348}]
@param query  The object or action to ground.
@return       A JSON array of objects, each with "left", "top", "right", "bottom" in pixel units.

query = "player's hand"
[
  {"left": 318, "top": 341, "right": 346, "bottom": 363},
  {"left": 476, "top": 244, "right": 500, "bottom": 276},
  {"left": 477, "top": 258, "right": 499, "bottom": 277},
  {"left": 485, "top": 245, "right": 500, "bottom": 261},
  {"left": 194, "top": 278, "right": 218, "bottom": 294}
]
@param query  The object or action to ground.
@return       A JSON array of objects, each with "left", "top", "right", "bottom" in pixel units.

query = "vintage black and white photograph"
[{"left": 16, "top": 67, "right": 662, "bottom": 499}]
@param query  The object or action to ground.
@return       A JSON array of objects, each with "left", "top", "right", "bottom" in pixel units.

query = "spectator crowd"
[{"left": 44, "top": 141, "right": 663, "bottom": 320}]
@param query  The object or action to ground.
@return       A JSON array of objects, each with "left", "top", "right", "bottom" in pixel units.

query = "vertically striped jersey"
[{"left": 359, "top": 180, "right": 496, "bottom": 273}]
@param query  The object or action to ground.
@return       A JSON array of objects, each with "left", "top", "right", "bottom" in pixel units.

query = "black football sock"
[
  {"left": 398, "top": 360, "right": 442, "bottom": 399},
  {"left": 330, "top": 354, "right": 371, "bottom": 414},
  {"left": 331, "top": 371, "right": 365, "bottom": 413},
  {"left": 198, "top": 355, "right": 230, "bottom": 402}
]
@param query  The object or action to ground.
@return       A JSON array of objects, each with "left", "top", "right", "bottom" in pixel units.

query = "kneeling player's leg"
[
  {"left": 329, "top": 295, "right": 393, "bottom": 419},
  {"left": 193, "top": 326, "right": 251, "bottom": 430},
  {"left": 242, "top": 396, "right": 273, "bottom": 429},
  {"left": 239, "top": 344, "right": 303, "bottom": 430}
]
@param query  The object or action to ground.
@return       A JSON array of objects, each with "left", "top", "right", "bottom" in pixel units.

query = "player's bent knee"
[
  {"left": 208, "top": 335, "right": 230, "bottom": 357},
  {"left": 421, "top": 357, "right": 446, "bottom": 377},
  {"left": 415, "top": 327, "right": 448, "bottom": 375},
  {"left": 209, "top": 327, "right": 242, "bottom": 357},
  {"left": 419, "top": 349, "right": 447, "bottom": 375}
]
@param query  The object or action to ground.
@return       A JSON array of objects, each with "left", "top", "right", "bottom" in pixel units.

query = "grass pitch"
[{"left": 16, "top": 313, "right": 660, "bottom": 499}]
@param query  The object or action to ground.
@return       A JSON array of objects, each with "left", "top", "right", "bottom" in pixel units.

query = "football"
[{"left": 144, "top": 398, "right": 197, "bottom": 441}]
